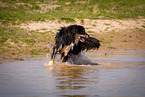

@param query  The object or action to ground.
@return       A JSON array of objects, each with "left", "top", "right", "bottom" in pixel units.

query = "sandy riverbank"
[{"left": 0, "top": 19, "right": 145, "bottom": 62}]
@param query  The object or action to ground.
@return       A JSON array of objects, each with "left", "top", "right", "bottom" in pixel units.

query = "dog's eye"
[{"left": 82, "top": 30, "right": 85, "bottom": 33}]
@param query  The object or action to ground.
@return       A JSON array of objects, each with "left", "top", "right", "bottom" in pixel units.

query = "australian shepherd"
[{"left": 48, "top": 25, "right": 100, "bottom": 65}]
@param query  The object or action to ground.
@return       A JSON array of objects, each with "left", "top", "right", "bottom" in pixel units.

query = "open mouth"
[
  {"left": 75, "top": 33, "right": 89, "bottom": 43},
  {"left": 80, "top": 36, "right": 85, "bottom": 42}
]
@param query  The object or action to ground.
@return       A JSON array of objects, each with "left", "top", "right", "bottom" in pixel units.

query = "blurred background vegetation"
[
  {"left": 0, "top": 0, "right": 145, "bottom": 60},
  {"left": 0, "top": 0, "right": 145, "bottom": 25}
]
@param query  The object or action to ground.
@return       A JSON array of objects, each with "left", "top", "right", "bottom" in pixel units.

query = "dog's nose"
[{"left": 86, "top": 34, "right": 89, "bottom": 38}]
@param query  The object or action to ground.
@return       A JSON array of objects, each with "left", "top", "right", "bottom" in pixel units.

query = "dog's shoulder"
[{"left": 55, "top": 26, "right": 75, "bottom": 45}]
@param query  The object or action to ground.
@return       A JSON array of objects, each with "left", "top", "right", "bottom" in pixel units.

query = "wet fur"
[{"left": 48, "top": 25, "right": 100, "bottom": 65}]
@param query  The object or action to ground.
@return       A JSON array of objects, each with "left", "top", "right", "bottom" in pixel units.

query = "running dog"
[{"left": 48, "top": 25, "right": 100, "bottom": 65}]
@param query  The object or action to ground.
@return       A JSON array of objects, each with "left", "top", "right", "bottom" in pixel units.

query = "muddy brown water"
[{"left": 0, "top": 50, "right": 145, "bottom": 97}]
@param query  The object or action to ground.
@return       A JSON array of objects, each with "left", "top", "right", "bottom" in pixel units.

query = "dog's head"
[{"left": 68, "top": 25, "right": 89, "bottom": 42}]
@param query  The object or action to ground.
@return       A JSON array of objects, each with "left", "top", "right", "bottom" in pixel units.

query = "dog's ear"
[
  {"left": 75, "top": 28, "right": 78, "bottom": 33},
  {"left": 68, "top": 25, "right": 78, "bottom": 34},
  {"left": 72, "top": 27, "right": 77, "bottom": 34}
]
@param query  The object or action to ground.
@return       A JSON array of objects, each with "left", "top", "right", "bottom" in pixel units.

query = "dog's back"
[{"left": 55, "top": 27, "right": 74, "bottom": 46}]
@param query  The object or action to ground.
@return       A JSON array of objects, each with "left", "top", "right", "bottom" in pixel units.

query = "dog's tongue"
[{"left": 80, "top": 37, "right": 85, "bottom": 42}]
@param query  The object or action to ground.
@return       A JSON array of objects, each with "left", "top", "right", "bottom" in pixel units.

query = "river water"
[{"left": 0, "top": 50, "right": 145, "bottom": 97}]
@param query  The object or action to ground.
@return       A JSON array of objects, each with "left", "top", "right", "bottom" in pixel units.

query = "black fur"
[
  {"left": 49, "top": 25, "right": 100, "bottom": 64},
  {"left": 70, "top": 37, "right": 100, "bottom": 55},
  {"left": 55, "top": 25, "right": 88, "bottom": 46}
]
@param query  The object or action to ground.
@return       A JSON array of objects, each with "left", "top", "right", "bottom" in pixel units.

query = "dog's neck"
[
  {"left": 74, "top": 34, "right": 81, "bottom": 44},
  {"left": 74, "top": 38, "right": 80, "bottom": 44}
]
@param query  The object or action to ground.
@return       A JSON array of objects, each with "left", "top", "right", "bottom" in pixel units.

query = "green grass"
[
  {"left": 0, "top": 0, "right": 145, "bottom": 57},
  {"left": 0, "top": 24, "right": 53, "bottom": 55},
  {"left": 103, "top": 41, "right": 112, "bottom": 44},
  {"left": 107, "top": 46, "right": 117, "bottom": 49},
  {"left": 0, "top": 0, "right": 145, "bottom": 25},
  {"left": 61, "top": 17, "right": 76, "bottom": 23},
  {"left": 142, "top": 25, "right": 145, "bottom": 28},
  {"left": 0, "top": 27, "right": 32, "bottom": 43}
]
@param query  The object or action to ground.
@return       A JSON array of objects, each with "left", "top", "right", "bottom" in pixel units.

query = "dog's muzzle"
[{"left": 79, "top": 34, "right": 89, "bottom": 42}]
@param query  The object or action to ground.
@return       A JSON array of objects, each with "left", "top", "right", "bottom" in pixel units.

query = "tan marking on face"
[{"left": 75, "top": 33, "right": 88, "bottom": 44}]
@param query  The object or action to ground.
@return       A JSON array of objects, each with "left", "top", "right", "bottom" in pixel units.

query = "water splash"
[
  {"left": 46, "top": 44, "right": 98, "bottom": 65},
  {"left": 68, "top": 52, "right": 98, "bottom": 65}
]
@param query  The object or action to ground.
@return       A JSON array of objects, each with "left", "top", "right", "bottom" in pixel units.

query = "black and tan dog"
[{"left": 48, "top": 25, "right": 100, "bottom": 65}]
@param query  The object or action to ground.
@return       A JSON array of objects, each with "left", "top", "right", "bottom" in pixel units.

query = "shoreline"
[
  {"left": 1, "top": 49, "right": 145, "bottom": 63},
  {"left": 0, "top": 19, "right": 145, "bottom": 62}
]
